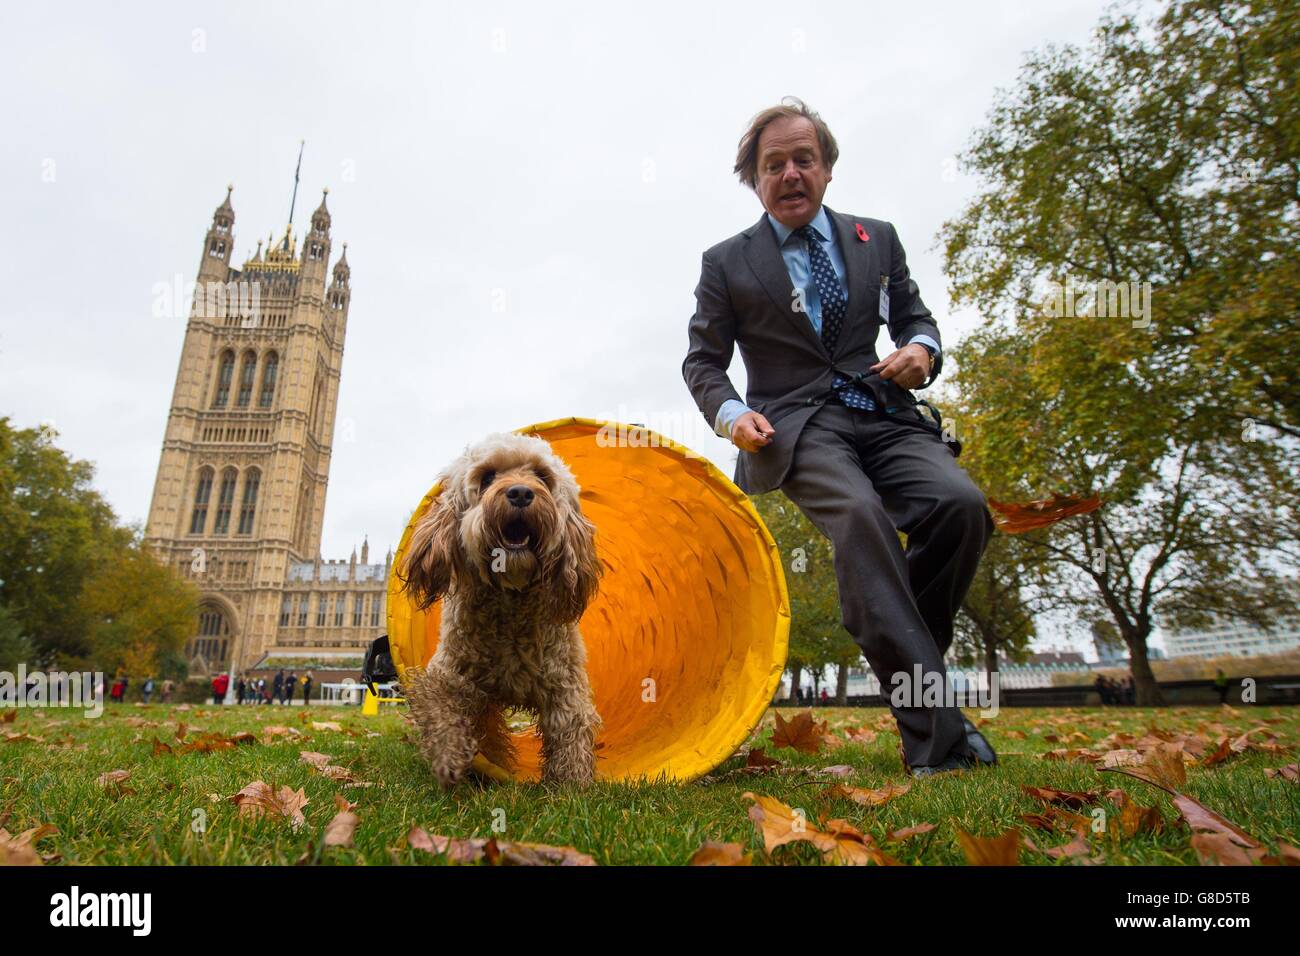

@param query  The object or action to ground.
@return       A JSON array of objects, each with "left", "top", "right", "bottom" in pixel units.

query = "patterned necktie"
[{"left": 795, "top": 224, "right": 877, "bottom": 411}]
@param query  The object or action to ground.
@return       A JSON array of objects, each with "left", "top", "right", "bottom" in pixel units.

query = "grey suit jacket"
[{"left": 681, "top": 206, "right": 942, "bottom": 495}]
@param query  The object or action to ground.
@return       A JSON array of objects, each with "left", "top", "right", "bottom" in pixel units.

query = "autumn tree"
[
  {"left": 0, "top": 417, "right": 198, "bottom": 673},
  {"left": 939, "top": 0, "right": 1300, "bottom": 703}
]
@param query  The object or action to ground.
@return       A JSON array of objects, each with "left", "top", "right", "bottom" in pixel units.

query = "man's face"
[{"left": 755, "top": 116, "right": 832, "bottom": 229}]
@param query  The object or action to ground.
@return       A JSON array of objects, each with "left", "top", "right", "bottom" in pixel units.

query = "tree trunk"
[
  {"left": 835, "top": 663, "right": 849, "bottom": 706},
  {"left": 983, "top": 641, "right": 999, "bottom": 681},
  {"left": 1127, "top": 633, "right": 1164, "bottom": 706},
  {"left": 788, "top": 664, "right": 801, "bottom": 705}
]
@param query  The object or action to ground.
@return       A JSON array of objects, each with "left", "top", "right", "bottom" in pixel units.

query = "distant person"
[
  {"left": 142, "top": 676, "right": 155, "bottom": 704},
  {"left": 273, "top": 670, "right": 284, "bottom": 704},
  {"left": 283, "top": 672, "right": 296, "bottom": 705},
  {"left": 236, "top": 675, "right": 247, "bottom": 705},
  {"left": 161, "top": 679, "right": 174, "bottom": 704},
  {"left": 302, "top": 671, "right": 314, "bottom": 706},
  {"left": 1206, "top": 671, "right": 1227, "bottom": 707},
  {"left": 211, "top": 671, "right": 229, "bottom": 704}
]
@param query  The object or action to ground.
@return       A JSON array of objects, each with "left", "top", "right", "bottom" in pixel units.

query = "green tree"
[
  {"left": 0, "top": 604, "right": 34, "bottom": 672},
  {"left": 752, "top": 492, "right": 862, "bottom": 704},
  {"left": 0, "top": 417, "right": 199, "bottom": 674},
  {"left": 939, "top": 0, "right": 1300, "bottom": 704}
]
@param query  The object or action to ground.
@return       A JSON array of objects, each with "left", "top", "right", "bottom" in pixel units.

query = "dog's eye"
[
  {"left": 535, "top": 468, "right": 553, "bottom": 487},
  {"left": 479, "top": 470, "right": 495, "bottom": 492}
]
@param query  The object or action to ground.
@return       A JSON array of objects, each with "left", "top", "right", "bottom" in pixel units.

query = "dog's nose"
[{"left": 506, "top": 484, "right": 534, "bottom": 508}]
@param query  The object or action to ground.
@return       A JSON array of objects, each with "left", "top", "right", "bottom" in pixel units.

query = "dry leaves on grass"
[
  {"left": 323, "top": 795, "right": 358, "bottom": 848},
  {"left": 1264, "top": 763, "right": 1297, "bottom": 782},
  {"left": 95, "top": 769, "right": 136, "bottom": 799},
  {"left": 175, "top": 731, "right": 258, "bottom": 755},
  {"left": 0, "top": 824, "right": 59, "bottom": 866},
  {"left": 824, "top": 782, "right": 911, "bottom": 808},
  {"left": 1019, "top": 785, "right": 1102, "bottom": 809},
  {"left": 688, "top": 841, "right": 752, "bottom": 866},
  {"left": 1098, "top": 743, "right": 1187, "bottom": 793},
  {"left": 955, "top": 828, "right": 1021, "bottom": 865},
  {"left": 742, "top": 792, "right": 899, "bottom": 866},
  {"left": 769, "top": 711, "right": 828, "bottom": 755},
  {"left": 228, "top": 781, "right": 309, "bottom": 830},
  {"left": 406, "top": 826, "right": 595, "bottom": 866}
]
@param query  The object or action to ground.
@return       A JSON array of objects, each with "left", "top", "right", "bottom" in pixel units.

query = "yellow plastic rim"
[{"left": 386, "top": 417, "right": 790, "bottom": 783}]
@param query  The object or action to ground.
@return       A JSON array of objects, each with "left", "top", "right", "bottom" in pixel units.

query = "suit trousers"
[{"left": 777, "top": 401, "right": 994, "bottom": 767}]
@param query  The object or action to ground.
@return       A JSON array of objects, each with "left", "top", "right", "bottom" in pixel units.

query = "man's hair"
[{"left": 733, "top": 96, "right": 839, "bottom": 191}]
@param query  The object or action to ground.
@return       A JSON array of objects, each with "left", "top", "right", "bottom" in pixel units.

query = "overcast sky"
[{"left": 0, "top": 0, "right": 1150, "bottom": 652}]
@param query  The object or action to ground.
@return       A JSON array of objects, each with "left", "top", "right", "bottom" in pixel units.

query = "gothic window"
[
  {"left": 258, "top": 352, "right": 279, "bottom": 408},
  {"left": 213, "top": 351, "right": 235, "bottom": 407},
  {"left": 188, "top": 468, "right": 214, "bottom": 535},
  {"left": 353, "top": 595, "right": 364, "bottom": 627},
  {"left": 316, "top": 593, "right": 327, "bottom": 627},
  {"left": 188, "top": 608, "right": 230, "bottom": 664},
  {"left": 279, "top": 594, "right": 292, "bottom": 627},
  {"left": 236, "top": 350, "right": 257, "bottom": 407},
  {"left": 212, "top": 468, "right": 237, "bottom": 535},
  {"left": 334, "top": 594, "right": 345, "bottom": 628},
  {"left": 237, "top": 469, "right": 259, "bottom": 535},
  {"left": 297, "top": 594, "right": 309, "bottom": 628},
  {"left": 370, "top": 595, "right": 382, "bottom": 627}
]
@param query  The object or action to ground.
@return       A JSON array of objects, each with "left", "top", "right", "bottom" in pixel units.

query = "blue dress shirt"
[{"left": 714, "top": 206, "right": 940, "bottom": 439}]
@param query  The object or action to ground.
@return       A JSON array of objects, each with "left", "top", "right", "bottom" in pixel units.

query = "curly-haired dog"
[{"left": 399, "top": 432, "right": 604, "bottom": 788}]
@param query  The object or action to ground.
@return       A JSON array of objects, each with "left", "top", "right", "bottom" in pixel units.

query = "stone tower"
[{"left": 144, "top": 185, "right": 358, "bottom": 672}]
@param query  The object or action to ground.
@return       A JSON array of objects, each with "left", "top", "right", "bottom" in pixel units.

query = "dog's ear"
[
  {"left": 545, "top": 493, "right": 602, "bottom": 624},
  {"left": 400, "top": 487, "right": 463, "bottom": 609}
]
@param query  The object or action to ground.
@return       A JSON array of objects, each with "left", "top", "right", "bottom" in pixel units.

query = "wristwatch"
[{"left": 917, "top": 343, "right": 937, "bottom": 385}]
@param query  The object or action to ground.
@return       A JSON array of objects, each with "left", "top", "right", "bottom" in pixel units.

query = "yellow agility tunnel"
[{"left": 386, "top": 417, "right": 790, "bottom": 784}]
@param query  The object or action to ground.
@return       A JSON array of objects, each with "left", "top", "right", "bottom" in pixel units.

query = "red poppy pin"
[{"left": 855, "top": 223, "right": 870, "bottom": 242}]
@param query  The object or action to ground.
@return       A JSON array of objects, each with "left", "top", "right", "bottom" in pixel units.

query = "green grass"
[{"left": 1, "top": 703, "right": 1296, "bottom": 865}]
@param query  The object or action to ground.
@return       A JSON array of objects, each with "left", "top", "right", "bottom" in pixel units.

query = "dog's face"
[{"left": 400, "top": 433, "right": 602, "bottom": 622}]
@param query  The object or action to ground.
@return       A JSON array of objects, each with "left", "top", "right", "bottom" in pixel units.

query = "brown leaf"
[
  {"left": 1264, "top": 764, "right": 1297, "bottom": 782},
  {"left": 955, "top": 828, "right": 1021, "bottom": 865},
  {"left": 988, "top": 493, "right": 1101, "bottom": 533},
  {"left": 688, "top": 841, "right": 752, "bottom": 866},
  {"left": 0, "top": 711, "right": 15, "bottom": 724},
  {"left": 323, "top": 803, "right": 358, "bottom": 848},
  {"left": 228, "top": 781, "right": 309, "bottom": 830},
  {"left": 310, "top": 721, "right": 343, "bottom": 732},
  {"left": 820, "top": 818, "right": 900, "bottom": 867},
  {"left": 1020, "top": 785, "right": 1101, "bottom": 809},
  {"left": 1099, "top": 743, "right": 1186, "bottom": 793},
  {"left": 825, "top": 782, "right": 911, "bottom": 808},
  {"left": 1171, "top": 793, "right": 1260, "bottom": 850},
  {"left": 887, "top": 822, "right": 937, "bottom": 842},
  {"left": 299, "top": 751, "right": 334, "bottom": 769},
  {"left": 744, "top": 792, "right": 825, "bottom": 853},
  {"left": 770, "top": 711, "right": 827, "bottom": 755},
  {"left": 1190, "top": 832, "right": 1267, "bottom": 866},
  {"left": 744, "top": 747, "right": 781, "bottom": 769},
  {"left": 151, "top": 738, "right": 173, "bottom": 756},
  {"left": 95, "top": 769, "right": 136, "bottom": 798}
]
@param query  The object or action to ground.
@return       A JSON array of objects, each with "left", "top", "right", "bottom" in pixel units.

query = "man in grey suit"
[{"left": 682, "top": 98, "right": 996, "bottom": 776}]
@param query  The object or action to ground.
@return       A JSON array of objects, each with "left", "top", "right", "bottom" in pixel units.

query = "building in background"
[
  {"left": 1161, "top": 619, "right": 1300, "bottom": 659},
  {"left": 144, "top": 186, "right": 387, "bottom": 676}
]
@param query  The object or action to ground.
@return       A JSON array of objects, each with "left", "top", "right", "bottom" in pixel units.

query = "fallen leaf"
[
  {"left": 95, "top": 769, "right": 136, "bottom": 798},
  {"left": 688, "top": 841, "right": 752, "bottom": 866},
  {"left": 770, "top": 711, "right": 827, "bottom": 755},
  {"left": 228, "top": 781, "right": 309, "bottom": 830},
  {"left": 955, "top": 828, "right": 1021, "bottom": 865},
  {"left": 825, "top": 782, "right": 911, "bottom": 808}
]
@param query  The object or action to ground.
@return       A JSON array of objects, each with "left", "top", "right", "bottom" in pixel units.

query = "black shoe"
[
  {"left": 911, "top": 751, "right": 977, "bottom": 778},
  {"left": 961, "top": 715, "right": 998, "bottom": 766}
]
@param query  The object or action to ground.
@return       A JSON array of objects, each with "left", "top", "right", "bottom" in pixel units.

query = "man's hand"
[
  {"left": 731, "top": 411, "right": 775, "bottom": 452},
  {"left": 871, "top": 343, "right": 932, "bottom": 390}
]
